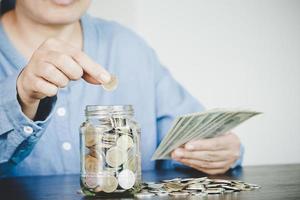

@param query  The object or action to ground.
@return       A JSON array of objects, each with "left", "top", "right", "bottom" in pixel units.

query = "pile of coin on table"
[
  {"left": 135, "top": 177, "right": 261, "bottom": 198},
  {"left": 81, "top": 116, "right": 141, "bottom": 196}
]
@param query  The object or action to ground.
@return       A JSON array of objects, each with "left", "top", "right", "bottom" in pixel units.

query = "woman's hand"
[
  {"left": 17, "top": 38, "right": 111, "bottom": 119},
  {"left": 171, "top": 133, "right": 241, "bottom": 175}
]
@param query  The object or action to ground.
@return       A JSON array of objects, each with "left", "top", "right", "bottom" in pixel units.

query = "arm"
[
  {"left": 0, "top": 38, "right": 112, "bottom": 176},
  {"left": 0, "top": 71, "right": 56, "bottom": 176},
  {"left": 151, "top": 50, "right": 244, "bottom": 174}
]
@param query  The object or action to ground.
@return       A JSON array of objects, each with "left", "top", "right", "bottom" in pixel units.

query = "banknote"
[{"left": 152, "top": 109, "right": 261, "bottom": 160}]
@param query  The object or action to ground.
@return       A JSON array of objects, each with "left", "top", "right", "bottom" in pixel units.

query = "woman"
[{"left": 0, "top": 0, "right": 242, "bottom": 177}]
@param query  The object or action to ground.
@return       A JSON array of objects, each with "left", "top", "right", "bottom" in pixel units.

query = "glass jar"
[{"left": 80, "top": 105, "right": 142, "bottom": 197}]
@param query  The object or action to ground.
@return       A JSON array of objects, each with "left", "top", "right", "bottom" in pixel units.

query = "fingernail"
[
  {"left": 174, "top": 149, "right": 184, "bottom": 158},
  {"left": 185, "top": 143, "right": 194, "bottom": 150},
  {"left": 99, "top": 72, "right": 111, "bottom": 83}
]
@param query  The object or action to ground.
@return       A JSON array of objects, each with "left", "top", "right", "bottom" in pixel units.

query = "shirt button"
[
  {"left": 23, "top": 126, "right": 33, "bottom": 136},
  {"left": 57, "top": 107, "right": 66, "bottom": 117},
  {"left": 62, "top": 142, "right": 72, "bottom": 151}
]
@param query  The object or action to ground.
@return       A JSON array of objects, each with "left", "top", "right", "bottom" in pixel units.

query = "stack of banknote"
[{"left": 152, "top": 109, "right": 261, "bottom": 160}]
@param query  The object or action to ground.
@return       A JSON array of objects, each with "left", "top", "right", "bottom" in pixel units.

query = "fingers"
[
  {"left": 171, "top": 148, "right": 232, "bottom": 162},
  {"left": 42, "top": 50, "right": 83, "bottom": 81},
  {"left": 71, "top": 51, "right": 112, "bottom": 84},
  {"left": 32, "top": 77, "right": 59, "bottom": 98},
  {"left": 36, "top": 62, "right": 69, "bottom": 88},
  {"left": 178, "top": 158, "right": 232, "bottom": 170},
  {"left": 184, "top": 136, "right": 225, "bottom": 151},
  {"left": 40, "top": 38, "right": 111, "bottom": 84},
  {"left": 170, "top": 133, "right": 241, "bottom": 175},
  {"left": 184, "top": 133, "right": 238, "bottom": 151}
]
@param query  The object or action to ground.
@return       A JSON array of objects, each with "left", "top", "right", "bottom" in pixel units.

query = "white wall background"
[{"left": 89, "top": 0, "right": 300, "bottom": 166}]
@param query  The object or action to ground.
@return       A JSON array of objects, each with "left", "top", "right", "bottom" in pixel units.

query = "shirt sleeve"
[
  {"left": 149, "top": 49, "right": 203, "bottom": 169},
  {"left": 150, "top": 49, "right": 244, "bottom": 170},
  {"left": 0, "top": 70, "right": 56, "bottom": 176}
]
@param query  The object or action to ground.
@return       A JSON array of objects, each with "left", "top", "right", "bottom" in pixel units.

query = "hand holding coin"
[{"left": 16, "top": 38, "right": 114, "bottom": 119}]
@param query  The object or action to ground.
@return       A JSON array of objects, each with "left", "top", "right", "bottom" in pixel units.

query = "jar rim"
[{"left": 85, "top": 105, "right": 134, "bottom": 116}]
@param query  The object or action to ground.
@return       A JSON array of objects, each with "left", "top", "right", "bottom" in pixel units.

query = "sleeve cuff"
[
  {"left": 0, "top": 71, "right": 57, "bottom": 139},
  {"left": 231, "top": 144, "right": 244, "bottom": 169}
]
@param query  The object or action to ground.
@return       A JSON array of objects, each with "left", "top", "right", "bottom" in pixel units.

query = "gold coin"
[
  {"left": 102, "top": 75, "right": 118, "bottom": 91},
  {"left": 88, "top": 146, "right": 104, "bottom": 159},
  {"left": 85, "top": 125, "right": 97, "bottom": 147},
  {"left": 105, "top": 147, "right": 127, "bottom": 168},
  {"left": 85, "top": 155, "right": 103, "bottom": 173}
]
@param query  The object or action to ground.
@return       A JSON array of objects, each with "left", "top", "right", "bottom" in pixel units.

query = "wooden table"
[{"left": 0, "top": 164, "right": 299, "bottom": 200}]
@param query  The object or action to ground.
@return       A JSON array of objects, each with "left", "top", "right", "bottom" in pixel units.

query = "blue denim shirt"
[{"left": 0, "top": 15, "right": 242, "bottom": 177}]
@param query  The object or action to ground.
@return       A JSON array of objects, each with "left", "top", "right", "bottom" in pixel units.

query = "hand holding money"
[
  {"left": 171, "top": 132, "right": 241, "bottom": 175},
  {"left": 17, "top": 38, "right": 113, "bottom": 119},
  {"left": 151, "top": 109, "right": 261, "bottom": 175}
]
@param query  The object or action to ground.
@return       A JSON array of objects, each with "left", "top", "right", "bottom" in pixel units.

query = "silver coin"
[
  {"left": 147, "top": 183, "right": 164, "bottom": 189},
  {"left": 211, "top": 179, "right": 232, "bottom": 184},
  {"left": 181, "top": 177, "right": 197, "bottom": 182},
  {"left": 191, "top": 192, "right": 208, "bottom": 197},
  {"left": 98, "top": 174, "right": 118, "bottom": 193},
  {"left": 102, "top": 75, "right": 118, "bottom": 91},
  {"left": 207, "top": 183, "right": 226, "bottom": 188},
  {"left": 162, "top": 177, "right": 181, "bottom": 183},
  {"left": 224, "top": 190, "right": 235, "bottom": 193},
  {"left": 206, "top": 188, "right": 224, "bottom": 194},
  {"left": 123, "top": 156, "right": 136, "bottom": 172},
  {"left": 84, "top": 175, "right": 98, "bottom": 189},
  {"left": 186, "top": 183, "right": 205, "bottom": 190},
  {"left": 116, "top": 135, "right": 134, "bottom": 150},
  {"left": 134, "top": 192, "right": 155, "bottom": 198},
  {"left": 246, "top": 183, "right": 261, "bottom": 189},
  {"left": 112, "top": 117, "right": 127, "bottom": 127},
  {"left": 105, "top": 146, "right": 127, "bottom": 167},
  {"left": 222, "top": 185, "right": 241, "bottom": 191},
  {"left": 169, "top": 192, "right": 189, "bottom": 197},
  {"left": 102, "top": 133, "right": 118, "bottom": 143},
  {"left": 156, "top": 192, "right": 169, "bottom": 197},
  {"left": 118, "top": 169, "right": 136, "bottom": 190}
]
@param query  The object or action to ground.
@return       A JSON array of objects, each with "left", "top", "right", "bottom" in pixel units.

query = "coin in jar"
[
  {"left": 123, "top": 158, "right": 136, "bottom": 172},
  {"left": 105, "top": 146, "right": 127, "bottom": 167},
  {"left": 85, "top": 155, "right": 103, "bottom": 173},
  {"left": 102, "top": 133, "right": 118, "bottom": 143},
  {"left": 84, "top": 125, "right": 97, "bottom": 147},
  {"left": 84, "top": 175, "right": 98, "bottom": 189},
  {"left": 118, "top": 169, "right": 136, "bottom": 190},
  {"left": 116, "top": 135, "right": 134, "bottom": 150},
  {"left": 102, "top": 75, "right": 118, "bottom": 91},
  {"left": 88, "top": 147, "right": 105, "bottom": 160},
  {"left": 98, "top": 175, "right": 118, "bottom": 193}
]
